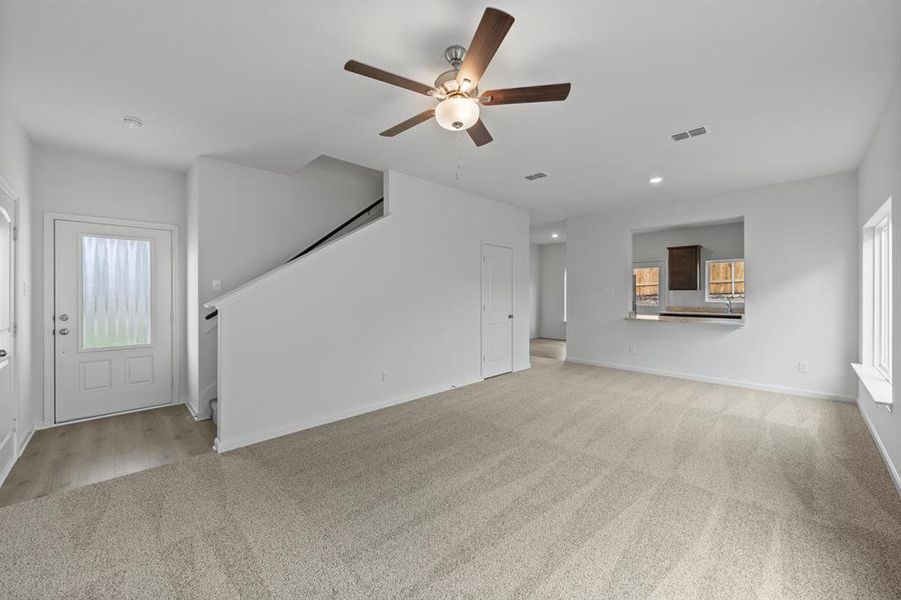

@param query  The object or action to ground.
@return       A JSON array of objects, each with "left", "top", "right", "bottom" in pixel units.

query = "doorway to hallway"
[{"left": 530, "top": 338, "right": 565, "bottom": 361}]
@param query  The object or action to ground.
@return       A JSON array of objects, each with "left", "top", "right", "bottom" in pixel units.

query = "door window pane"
[{"left": 81, "top": 236, "right": 152, "bottom": 349}]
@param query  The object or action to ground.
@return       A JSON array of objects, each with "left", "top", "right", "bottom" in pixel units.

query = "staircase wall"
[
  {"left": 186, "top": 155, "right": 382, "bottom": 418},
  {"left": 213, "top": 171, "right": 530, "bottom": 451}
]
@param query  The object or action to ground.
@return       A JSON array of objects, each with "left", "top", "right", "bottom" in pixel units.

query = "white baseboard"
[
  {"left": 183, "top": 397, "right": 211, "bottom": 421},
  {"left": 564, "top": 356, "right": 856, "bottom": 403},
  {"left": 185, "top": 382, "right": 216, "bottom": 421},
  {"left": 0, "top": 432, "right": 14, "bottom": 489},
  {"left": 536, "top": 334, "right": 566, "bottom": 341},
  {"left": 16, "top": 427, "right": 35, "bottom": 458},
  {"left": 216, "top": 377, "right": 483, "bottom": 453},
  {"left": 0, "top": 426, "right": 37, "bottom": 489},
  {"left": 857, "top": 401, "right": 901, "bottom": 497}
]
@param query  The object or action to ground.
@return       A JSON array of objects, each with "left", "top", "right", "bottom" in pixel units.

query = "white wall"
[
  {"left": 538, "top": 243, "right": 567, "bottom": 340},
  {"left": 529, "top": 244, "right": 540, "bottom": 339},
  {"left": 187, "top": 155, "right": 382, "bottom": 418},
  {"left": 30, "top": 144, "right": 188, "bottom": 425},
  {"left": 0, "top": 95, "right": 33, "bottom": 481},
  {"left": 212, "top": 171, "right": 530, "bottom": 451},
  {"left": 633, "top": 221, "right": 744, "bottom": 310},
  {"left": 857, "top": 77, "right": 901, "bottom": 490},
  {"left": 567, "top": 172, "right": 858, "bottom": 400}
]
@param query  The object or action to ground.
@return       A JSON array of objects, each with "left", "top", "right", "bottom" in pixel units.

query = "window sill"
[{"left": 851, "top": 363, "right": 893, "bottom": 410}]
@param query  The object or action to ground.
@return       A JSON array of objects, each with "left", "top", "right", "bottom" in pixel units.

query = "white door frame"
[
  {"left": 481, "top": 240, "right": 514, "bottom": 379},
  {"left": 42, "top": 212, "right": 180, "bottom": 427},
  {"left": 0, "top": 176, "right": 19, "bottom": 457}
]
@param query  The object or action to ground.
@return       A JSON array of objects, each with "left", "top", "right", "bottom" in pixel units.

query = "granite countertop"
[{"left": 626, "top": 313, "right": 745, "bottom": 326}]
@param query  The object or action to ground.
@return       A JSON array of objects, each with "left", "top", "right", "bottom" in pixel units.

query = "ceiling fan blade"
[
  {"left": 345, "top": 60, "right": 435, "bottom": 96},
  {"left": 480, "top": 83, "right": 571, "bottom": 105},
  {"left": 467, "top": 119, "right": 493, "bottom": 147},
  {"left": 379, "top": 109, "right": 435, "bottom": 137},
  {"left": 456, "top": 8, "right": 515, "bottom": 89}
]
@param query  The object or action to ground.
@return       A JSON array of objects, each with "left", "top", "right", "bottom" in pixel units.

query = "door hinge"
[
  {"left": 171, "top": 376, "right": 175, "bottom": 388},
  {"left": 170, "top": 312, "right": 174, "bottom": 323},
  {"left": 482, "top": 354, "right": 486, "bottom": 362},
  {"left": 12, "top": 322, "right": 17, "bottom": 337},
  {"left": 12, "top": 227, "right": 18, "bottom": 242}
]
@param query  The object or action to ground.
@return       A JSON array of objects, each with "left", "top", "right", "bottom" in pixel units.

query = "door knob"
[
  {"left": 58, "top": 313, "right": 69, "bottom": 322},
  {"left": 58, "top": 328, "right": 70, "bottom": 336},
  {"left": 508, "top": 314, "right": 513, "bottom": 319},
  {"left": 0, "top": 349, "right": 6, "bottom": 358}
]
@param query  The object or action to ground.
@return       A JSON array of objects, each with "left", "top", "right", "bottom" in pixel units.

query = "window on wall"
[
  {"left": 706, "top": 259, "right": 745, "bottom": 303},
  {"left": 633, "top": 266, "right": 661, "bottom": 306},
  {"left": 873, "top": 214, "right": 892, "bottom": 382}
]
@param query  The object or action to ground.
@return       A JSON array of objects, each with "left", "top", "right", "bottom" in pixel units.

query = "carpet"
[{"left": 2, "top": 358, "right": 900, "bottom": 599}]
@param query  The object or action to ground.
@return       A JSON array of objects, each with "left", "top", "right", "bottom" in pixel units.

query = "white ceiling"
[{"left": 2, "top": 1, "right": 899, "bottom": 225}]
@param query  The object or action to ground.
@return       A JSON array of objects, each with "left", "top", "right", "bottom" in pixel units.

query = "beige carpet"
[{"left": 2, "top": 358, "right": 900, "bottom": 599}]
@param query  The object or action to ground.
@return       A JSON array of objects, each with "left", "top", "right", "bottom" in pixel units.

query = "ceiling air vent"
[
  {"left": 524, "top": 172, "right": 548, "bottom": 181},
  {"left": 671, "top": 125, "right": 709, "bottom": 141}
]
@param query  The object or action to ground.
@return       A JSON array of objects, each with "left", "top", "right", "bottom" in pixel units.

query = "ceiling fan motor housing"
[{"left": 444, "top": 45, "right": 466, "bottom": 68}]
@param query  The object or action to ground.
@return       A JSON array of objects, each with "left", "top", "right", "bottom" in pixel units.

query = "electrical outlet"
[
  {"left": 604, "top": 287, "right": 616, "bottom": 295},
  {"left": 798, "top": 361, "right": 809, "bottom": 373},
  {"left": 628, "top": 344, "right": 638, "bottom": 354},
  {"left": 381, "top": 370, "right": 388, "bottom": 383},
  {"left": 211, "top": 279, "right": 222, "bottom": 291}
]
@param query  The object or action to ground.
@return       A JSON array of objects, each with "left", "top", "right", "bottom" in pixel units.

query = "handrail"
[{"left": 205, "top": 197, "right": 384, "bottom": 320}]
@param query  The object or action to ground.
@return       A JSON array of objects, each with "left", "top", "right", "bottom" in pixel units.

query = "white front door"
[
  {"left": 482, "top": 243, "right": 513, "bottom": 378},
  {"left": 54, "top": 219, "right": 173, "bottom": 422}
]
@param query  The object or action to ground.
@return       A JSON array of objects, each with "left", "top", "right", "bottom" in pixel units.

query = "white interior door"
[
  {"left": 482, "top": 243, "right": 513, "bottom": 378},
  {"left": 54, "top": 219, "right": 173, "bottom": 422},
  {"left": 0, "top": 190, "right": 15, "bottom": 461}
]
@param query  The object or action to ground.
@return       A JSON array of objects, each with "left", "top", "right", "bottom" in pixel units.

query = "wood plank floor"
[{"left": 0, "top": 404, "right": 215, "bottom": 508}]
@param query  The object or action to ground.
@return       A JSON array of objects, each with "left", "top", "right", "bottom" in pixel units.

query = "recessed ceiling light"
[
  {"left": 649, "top": 176, "right": 664, "bottom": 185},
  {"left": 551, "top": 233, "right": 559, "bottom": 239},
  {"left": 122, "top": 115, "right": 143, "bottom": 129}
]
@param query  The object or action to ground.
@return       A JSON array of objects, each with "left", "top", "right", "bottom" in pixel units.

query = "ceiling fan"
[{"left": 344, "top": 7, "right": 571, "bottom": 147}]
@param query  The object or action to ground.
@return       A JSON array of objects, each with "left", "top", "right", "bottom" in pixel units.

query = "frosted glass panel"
[{"left": 81, "top": 236, "right": 152, "bottom": 349}]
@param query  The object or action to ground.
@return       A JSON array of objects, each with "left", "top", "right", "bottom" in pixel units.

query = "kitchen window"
[
  {"left": 706, "top": 259, "right": 745, "bottom": 303},
  {"left": 633, "top": 265, "right": 661, "bottom": 307}
]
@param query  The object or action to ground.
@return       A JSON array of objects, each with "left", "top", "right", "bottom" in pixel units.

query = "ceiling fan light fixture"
[{"left": 435, "top": 96, "right": 480, "bottom": 131}]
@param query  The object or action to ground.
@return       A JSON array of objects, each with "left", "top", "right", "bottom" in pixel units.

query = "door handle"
[
  {"left": 508, "top": 314, "right": 513, "bottom": 319},
  {"left": 58, "top": 328, "right": 70, "bottom": 336},
  {"left": 0, "top": 349, "right": 6, "bottom": 358}
]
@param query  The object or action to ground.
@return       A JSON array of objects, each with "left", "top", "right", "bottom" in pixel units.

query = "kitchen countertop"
[{"left": 626, "top": 313, "right": 745, "bottom": 326}]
